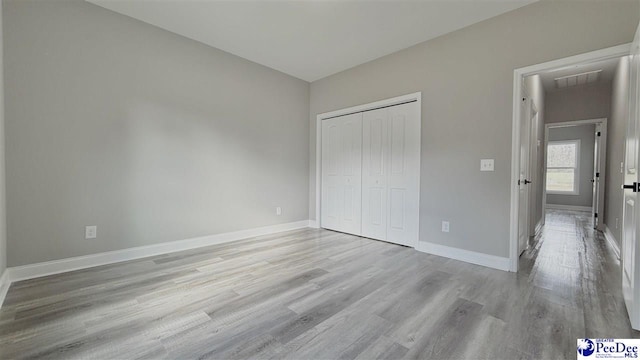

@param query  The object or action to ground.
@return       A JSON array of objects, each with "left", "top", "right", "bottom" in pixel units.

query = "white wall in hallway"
[
  {"left": 545, "top": 82, "right": 612, "bottom": 124},
  {"left": 605, "top": 56, "right": 631, "bottom": 247}
]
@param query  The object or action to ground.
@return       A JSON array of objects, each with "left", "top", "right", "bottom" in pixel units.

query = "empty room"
[{"left": 1, "top": 0, "right": 640, "bottom": 359}]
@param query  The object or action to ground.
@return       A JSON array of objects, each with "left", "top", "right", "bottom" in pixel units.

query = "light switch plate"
[{"left": 480, "top": 159, "right": 494, "bottom": 172}]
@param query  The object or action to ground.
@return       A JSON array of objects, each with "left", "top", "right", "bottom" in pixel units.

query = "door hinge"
[
  {"left": 597, "top": 131, "right": 601, "bottom": 137},
  {"left": 594, "top": 213, "right": 598, "bottom": 218},
  {"left": 596, "top": 172, "right": 600, "bottom": 178}
]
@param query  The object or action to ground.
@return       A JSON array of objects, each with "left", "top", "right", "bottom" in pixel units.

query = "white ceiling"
[
  {"left": 537, "top": 57, "right": 622, "bottom": 92},
  {"left": 87, "top": 0, "right": 537, "bottom": 82}
]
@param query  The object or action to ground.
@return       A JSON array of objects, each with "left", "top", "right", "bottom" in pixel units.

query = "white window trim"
[{"left": 546, "top": 139, "right": 581, "bottom": 195}]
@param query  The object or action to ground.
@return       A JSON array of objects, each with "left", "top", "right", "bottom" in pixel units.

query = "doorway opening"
[
  {"left": 510, "top": 44, "right": 631, "bottom": 272},
  {"left": 542, "top": 119, "right": 607, "bottom": 231},
  {"left": 511, "top": 43, "right": 640, "bottom": 331}
]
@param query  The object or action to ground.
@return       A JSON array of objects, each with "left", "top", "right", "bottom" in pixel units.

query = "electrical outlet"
[
  {"left": 441, "top": 221, "right": 450, "bottom": 233},
  {"left": 480, "top": 159, "right": 494, "bottom": 172},
  {"left": 276, "top": 207, "right": 282, "bottom": 216},
  {"left": 85, "top": 225, "right": 97, "bottom": 239}
]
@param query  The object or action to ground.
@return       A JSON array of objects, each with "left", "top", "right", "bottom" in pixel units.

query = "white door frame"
[
  {"left": 542, "top": 118, "right": 608, "bottom": 228},
  {"left": 527, "top": 97, "right": 539, "bottom": 238},
  {"left": 509, "top": 44, "right": 630, "bottom": 272},
  {"left": 313, "top": 92, "right": 422, "bottom": 229},
  {"left": 517, "top": 93, "right": 533, "bottom": 255}
]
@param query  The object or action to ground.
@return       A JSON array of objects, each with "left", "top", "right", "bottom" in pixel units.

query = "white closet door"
[
  {"left": 386, "top": 102, "right": 420, "bottom": 247},
  {"left": 321, "top": 118, "right": 341, "bottom": 231},
  {"left": 362, "top": 108, "right": 389, "bottom": 241},
  {"left": 321, "top": 113, "right": 362, "bottom": 235}
]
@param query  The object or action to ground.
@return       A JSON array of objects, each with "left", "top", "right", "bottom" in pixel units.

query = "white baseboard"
[
  {"left": 308, "top": 220, "right": 319, "bottom": 229},
  {"left": 415, "top": 241, "right": 511, "bottom": 272},
  {"left": 7, "top": 220, "right": 311, "bottom": 283},
  {"left": 545, "top": 204, "right": 592, "bottom": 212},
  {"left": 604, "top": 224, "right": 621, "bottom": 260}
]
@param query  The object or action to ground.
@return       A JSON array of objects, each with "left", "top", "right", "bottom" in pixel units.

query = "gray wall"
[
  {"left": 309, "top": 0, "right": 639, "bottom": 258},
  {"left": 605, "top": 57, "right": 630, "bottom": 246},
  {"left": 0, "top": 0, "right": 5, "bottom": 276},
  {"left": 546, "top": 125, "right": 596, "bottom": 208},
  {"left": 525, "top": 75, "right": 545, "bottom": 231},
  {"left": 4, "top": 0, "right": 310, "bottom": 266},
  {"left": 545, "top": 82, "right": 612, "bottom": 124}
]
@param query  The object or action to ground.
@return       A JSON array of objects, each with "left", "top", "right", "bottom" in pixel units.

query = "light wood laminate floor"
[{"left": 0, "top": 210, "right": 637, "bottom": 359}]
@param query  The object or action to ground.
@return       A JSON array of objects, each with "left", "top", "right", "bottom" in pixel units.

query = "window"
[{"left": 546, "top": 140, "right": 580, "bottom": 195}]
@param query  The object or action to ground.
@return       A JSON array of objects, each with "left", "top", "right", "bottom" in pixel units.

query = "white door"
[
  {"left": 518, "top": 98, "right": 531, "bottom": 255},
  {"left": 321, "top": 113, "right": 362, "bottom": 235},
  {"left": 592, "top": 124, "right": 602, "bottom": 229},
  {"left": 362, "top": 101, "right": 421, "bottom": 246},
  {"left": 622, "top": 22, "right": 640, "bottom": 330},
  {"left": 386, "top": 102, "right": 421, "bottom": 247},
  {"left": 362, "top": 108, "right": 388, "bottom": 241}
]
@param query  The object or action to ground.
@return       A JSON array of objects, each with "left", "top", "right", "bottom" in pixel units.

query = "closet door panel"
[
  {"left": 321, "top": 113, "right": 362, "bottom": 235},
  {"left": 321, "top": 118, "right": 342, "bottom": 232},
  {"left": 339, "top": 113, "right": 362, "bottom": 235},
  {"left": 362, "top": 108, "right": 388, "bottom": 241},
  {"left": 386, "top": 102, "right": 420, "bottom": 246}
]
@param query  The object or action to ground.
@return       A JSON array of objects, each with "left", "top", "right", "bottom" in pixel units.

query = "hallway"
[{"left": 518, "top": 209, "right": 638, "bottom": 343}]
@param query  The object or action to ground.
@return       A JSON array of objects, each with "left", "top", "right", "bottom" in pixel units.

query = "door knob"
[
  {"left": 622, "top": 182, "right": 638, "bottom": 192},
  {"left": 524, "top": 179, "right": 532, "bottom": 185}
]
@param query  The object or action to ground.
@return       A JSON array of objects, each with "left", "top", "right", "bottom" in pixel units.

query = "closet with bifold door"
[
  {"left": 320, "top": 99, "right": 421, "bottom": 247},
  {"left": 321, "top": 112, "right": 363, "bottom": 236}
]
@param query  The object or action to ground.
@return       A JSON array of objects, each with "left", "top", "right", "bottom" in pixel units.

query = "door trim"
[
  {"left": 528, "top": 100, "right": 539, "bottom": 237},
  {"left": 313, "top": 92, "right": 422, "bottom": 230},
  {"left": 517, "top": 95, "right": 532, "bottom": 256},
  {"left": 509, "top": 43, "right": 630, "bottom": 272}
]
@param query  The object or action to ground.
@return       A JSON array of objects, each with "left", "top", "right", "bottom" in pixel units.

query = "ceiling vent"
[{"left": 554, "top": 69, "right": 602, "bottom": 89}]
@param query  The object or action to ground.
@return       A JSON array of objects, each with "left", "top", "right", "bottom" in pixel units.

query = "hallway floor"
[
  {"left": 0, "top": 209, "right": 637, "bottom": 359},
  {"left": 517, "top": 209, "right": 638, "bottom": 346}
]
